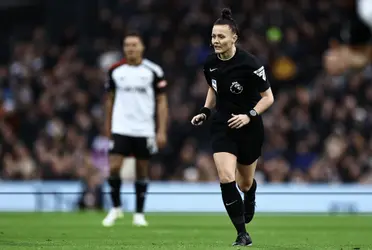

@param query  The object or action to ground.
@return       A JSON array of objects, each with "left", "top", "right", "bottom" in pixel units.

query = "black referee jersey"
[
  {"left": 203, "top": 47, "right": 271, "bottom": 164},
  {"left": 203, "top": 47, "right": 271, "bottom": 121}
]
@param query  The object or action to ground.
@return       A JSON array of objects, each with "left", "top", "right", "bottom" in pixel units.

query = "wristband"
[
  {"left": 199, "top": 107, "right": 211, "bottom": 120},
  {"left": 247, "top": 109, "right": 259, "bottom": 121}
]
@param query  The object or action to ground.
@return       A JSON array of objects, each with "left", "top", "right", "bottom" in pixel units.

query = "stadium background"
[
  {"left": 1, "top": 1, "right": 372, "bottom": 249},
  {"left": 0, "top": 0, "right": 372, "bottom": 211}
]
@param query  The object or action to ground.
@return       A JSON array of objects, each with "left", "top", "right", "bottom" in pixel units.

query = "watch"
[
  {"left": 249, "top": 109, "right": 257, "bottom": 117},
  {"left": 247, "top": 109, "right": 259, "bottom": 120}
]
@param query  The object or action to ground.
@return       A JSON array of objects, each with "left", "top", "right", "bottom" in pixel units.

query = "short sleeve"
[
  {"left": 104, "top": 68, "right": 116, "bottom": 93},
  {"left": 252, "top": 62, "right": 271, "bottom": 93},
  {"left": 203, "top": 65, "right": 212, "bottom": 87},
  {"left": 153, "top": 66, "right": 168, "bottom": 94}
]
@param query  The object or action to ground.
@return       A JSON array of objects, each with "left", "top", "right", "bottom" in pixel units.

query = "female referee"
[{"left": 191, "top": 8, "right": 274, "bottom": 246}]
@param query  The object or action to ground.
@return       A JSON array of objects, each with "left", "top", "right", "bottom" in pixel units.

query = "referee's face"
[
  {"left": 123, "top": 36, "right": 144, "bottom": 63},
  {"left": 211, "top": 25, "right": 236, "bottom": 54}
]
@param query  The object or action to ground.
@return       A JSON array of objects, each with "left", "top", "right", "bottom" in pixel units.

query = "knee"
[
  {"left": 136, "top": 160, "right": 149, "bottom": 180},
  {"left": 136, "top": 171, "right": 147, "bottom": 180},
  {"left": 109, "top": 157, "right": 123, "bottom": 175},
  {"left": 213, "top": 152, "right": 237, "bottom": 183},
  {"left": 109, "top": 166, "right": 121, "bottom": 176},
  {"left": 237, "top": 178, "right": 253, "bottom": 192},
  {"left": 218, "top": 170, "right": 235, "bottom": 184}
]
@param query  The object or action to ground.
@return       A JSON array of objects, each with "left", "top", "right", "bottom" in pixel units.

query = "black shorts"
[
  {"left": 210, "top": 116, "right": 264, "bottom": 165},
  {"left": 109, "top": 134, "right": 158, "bottom": 160}
]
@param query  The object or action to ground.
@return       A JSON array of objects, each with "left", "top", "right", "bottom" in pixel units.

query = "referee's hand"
[
  {"left": 228, "top": 114, "right": 250, "bottom": 129},
  {"left": 191, "top": 114, "right": 206, "bottom": 126}
]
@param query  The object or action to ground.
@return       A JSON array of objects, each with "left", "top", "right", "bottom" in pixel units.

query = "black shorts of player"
[
  {"left": 210, "top": 115, "right": 264, "bottom": 165},
  {"left": 109, "top": 134, "right": 158, "bottom": 160}
]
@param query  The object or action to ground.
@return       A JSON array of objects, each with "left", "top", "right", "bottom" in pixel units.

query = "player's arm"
[
  {"left": 156, "top": 91, "right": 168, "bottom": 143},
  {"left": 104, "top": 69, "right": 115, "bottom": 138},
  {"left": 154, "top": 74, "right": 168, "bottom": 149}
]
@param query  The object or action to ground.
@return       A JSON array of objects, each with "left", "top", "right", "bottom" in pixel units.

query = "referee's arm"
[
  {"left": 104, "top": 69, "right": 115, "bottom": 138},
  {"left": 252, "top": 66, "right": 274, "bottom": 115},
  {"left": 204, "top": 87, "right": 216, "bottom": 109},
  {"left": 203, "top": 68, "right": 216, "bottom": 109},
  {"left": 254, "top": 88, "right": 274, "bottom": 115}
]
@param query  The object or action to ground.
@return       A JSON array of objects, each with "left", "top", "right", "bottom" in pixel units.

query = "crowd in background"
[{"left": 1, "top": 0, "right": 371, "bottom": 184}]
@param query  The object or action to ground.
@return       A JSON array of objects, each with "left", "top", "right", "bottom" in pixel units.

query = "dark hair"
[
  {"left": 124, "top": 30, "right": 143, "bottom": 41},
  {"left": 214, "top": 8, "right": 239, "bottom": 35}
]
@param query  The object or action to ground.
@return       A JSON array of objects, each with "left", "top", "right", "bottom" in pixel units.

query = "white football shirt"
[{"left": 105, "top": 58, "right": 167, "bottom": 137}]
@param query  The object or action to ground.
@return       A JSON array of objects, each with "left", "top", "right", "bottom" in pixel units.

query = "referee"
[
  {"left": 102, "top": 31, "right": 168, "bottom": 227},
  {"left": 191, "top": 9, "right": 274, "bottom": 246}
]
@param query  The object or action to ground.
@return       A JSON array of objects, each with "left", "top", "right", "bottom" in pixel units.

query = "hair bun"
[{"left": 221, "top": 8, "right": 233, "bottom": 20}]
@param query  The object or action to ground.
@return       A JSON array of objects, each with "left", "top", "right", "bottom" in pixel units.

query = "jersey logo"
[
  {"left": 210, "top": 68, "right": 218, "bottom": 72},
  {"left": 253, "top": 66, "right": 266, "bottom": 81},
  {"left": 230, "top": 82, "right": 243, "bottom": 94},
  {"left": 211, "top": 79, "right": 218, "bottom": 92}
]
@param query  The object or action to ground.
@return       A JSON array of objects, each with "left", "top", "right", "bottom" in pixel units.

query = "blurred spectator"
[{"left": 0, "top": 0, "right": 371, "bottom": 184}]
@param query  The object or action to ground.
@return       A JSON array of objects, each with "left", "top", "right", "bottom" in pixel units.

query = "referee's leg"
[
  {"left": 236, "top": 160, "right": 258, "bottom": 224},
  {"left": 213, "top": 153, "right": 247, "bottom": 237}
]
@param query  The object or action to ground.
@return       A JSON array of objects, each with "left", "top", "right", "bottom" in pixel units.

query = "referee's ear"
[{"left": 232, "top": 34, "right": 238, "bottom": 43}]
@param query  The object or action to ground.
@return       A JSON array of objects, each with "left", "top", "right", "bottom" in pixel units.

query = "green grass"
[{"left": 0, "top": 212, "right": 371, "bottom": 249}]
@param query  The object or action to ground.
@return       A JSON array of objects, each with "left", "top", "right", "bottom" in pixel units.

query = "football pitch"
[{"left": 0, "top": 213, "right": 371, "bottom": 250}]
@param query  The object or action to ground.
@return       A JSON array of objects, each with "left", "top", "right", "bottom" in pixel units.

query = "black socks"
[
  {"left": 220, "top": 181, "right": 246, "bottom": 234},
  {"left": 108, "top": 175, "right": 122, "bottom": 208},
  {"left": 243, "top": 179, "right": 257, "bottom": 224},
  {"left": 108, "top": 175, "right": 149, "bottom": 212},
  {"left": 244, "top": 179, "right": 257, "bottom": 202},
  {"left": 135, "top": 180, "right": 148, "bottom": 213}
]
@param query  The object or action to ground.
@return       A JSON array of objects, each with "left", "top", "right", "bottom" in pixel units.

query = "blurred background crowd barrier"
[{"left": 0, "top": 0, "right": 371, "bottom": 212}]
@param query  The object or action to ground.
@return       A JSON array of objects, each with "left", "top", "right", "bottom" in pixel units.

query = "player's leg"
[
  {"left": 131, "top": 137, "right": 157, "bottom": 226},
  {"left": 102, "top": 154, "right": 124, "bottom": 226},
  {"left": 236, "top": 160, "right": 258, "bottom": 224},
  {"left": 132, "top": 159, "right": 149, "bottom": 226},
  {"left": 102, "top": 134, "right": 130, "bottom": 227},
  {"left": 213, "top": 152, "right": 252, "bottom": 246}
]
